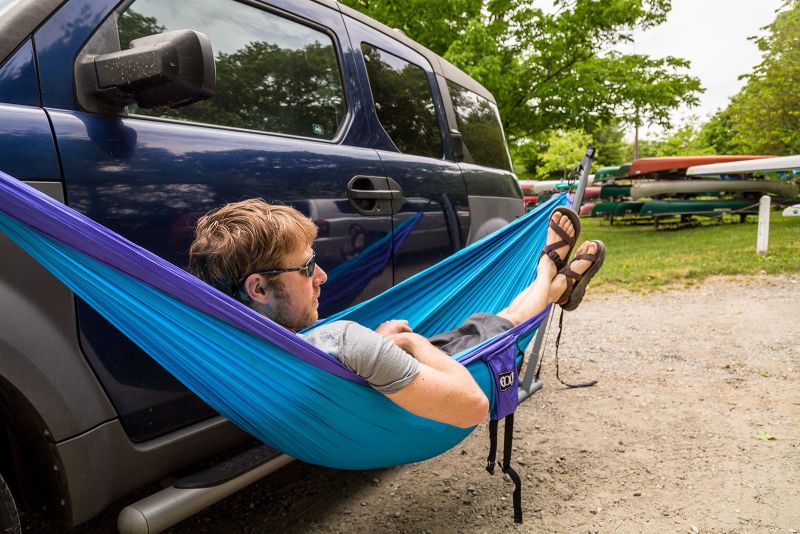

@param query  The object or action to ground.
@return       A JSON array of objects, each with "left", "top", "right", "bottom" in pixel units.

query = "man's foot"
[
  {"left": 539, "top": 207, "right": 581, "bottom": 272},
  {"left": 548, "top": 240, "right": 606, "bottom": 311}
]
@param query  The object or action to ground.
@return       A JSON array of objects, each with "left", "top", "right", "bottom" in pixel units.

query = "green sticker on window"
[{"left": 313, "top": 124, "right": 324, "bottom": 136}]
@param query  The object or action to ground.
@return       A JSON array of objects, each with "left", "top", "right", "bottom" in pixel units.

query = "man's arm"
[{"left": 385, "top": 332, "right": 489, "bottom": 428}]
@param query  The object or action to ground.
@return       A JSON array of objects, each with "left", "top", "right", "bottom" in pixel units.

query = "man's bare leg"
[
  {"left": 498, "top": 240, "right": 600, "bottom": 326},
  {"left": 497, "top": 211, "right": 575, "bottom": 326}
]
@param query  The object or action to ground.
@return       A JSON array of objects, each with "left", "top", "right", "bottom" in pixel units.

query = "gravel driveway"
[{"left": 79, "top": 275, "right": 799, "bottom": 533}]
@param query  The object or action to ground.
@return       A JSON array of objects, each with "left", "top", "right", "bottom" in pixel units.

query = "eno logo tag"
[{"left": 498, "top": 370, "right": 515, "bottom": 391}]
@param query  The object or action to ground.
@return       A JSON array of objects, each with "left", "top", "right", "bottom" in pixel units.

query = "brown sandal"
[
  {"left": 558, "top": 240, "right": 606, "bottom": 311},
  {"left": 539, "top": 207, "right": 581, "bottom": 270}
]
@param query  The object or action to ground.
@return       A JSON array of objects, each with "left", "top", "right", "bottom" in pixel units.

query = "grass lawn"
[{"left": 579, "top": 212, "right": 800, "bottom": 292}]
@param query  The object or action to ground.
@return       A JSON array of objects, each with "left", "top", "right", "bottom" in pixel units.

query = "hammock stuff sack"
[{"left": 0, "top": 171, "right": 566, "bottom": 512}]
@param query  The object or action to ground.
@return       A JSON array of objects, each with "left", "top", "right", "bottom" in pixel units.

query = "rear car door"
[
  {"left": 35, "top": 0, "right": 393, "bottom": 441},
  {"left": 342, "top": 15, "right": 471, "bottom": 284}
]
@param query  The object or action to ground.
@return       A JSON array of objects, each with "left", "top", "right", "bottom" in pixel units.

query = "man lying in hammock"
[{"left": 189, "top": 200, "right": 604, "bottom": 428}]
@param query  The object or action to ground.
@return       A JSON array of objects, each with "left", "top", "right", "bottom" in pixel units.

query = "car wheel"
[{"left": 0, "top": 473, "right": 20, "bottom": 534}]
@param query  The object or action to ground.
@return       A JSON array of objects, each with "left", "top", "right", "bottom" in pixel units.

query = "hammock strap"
[
  {"left": 485, "top": 414, "right": 523, "bottom": 524},
  {"left": 535, "top": 309, "right": 598, "bottom": 388}
]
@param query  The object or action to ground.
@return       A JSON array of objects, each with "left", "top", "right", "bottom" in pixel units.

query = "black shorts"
[{"left": 428, "top": 313, "right": 513, "bottom": 356}]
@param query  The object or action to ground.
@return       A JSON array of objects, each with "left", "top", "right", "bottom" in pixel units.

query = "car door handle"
[
  {"left": 347, "top": 176, "right": 404, "bottom": 215},
  {"left": 348, "top": 189, "right": 401, "bottom": 200}
]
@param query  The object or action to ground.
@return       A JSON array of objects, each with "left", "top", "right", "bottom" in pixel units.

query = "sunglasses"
[{"left": 246, "top": 252, "right": 316, "bottom": 282}]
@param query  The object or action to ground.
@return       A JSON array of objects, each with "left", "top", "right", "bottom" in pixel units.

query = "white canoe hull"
[{"left": 631, "top": 179, "right": 798, "bottom": 200}]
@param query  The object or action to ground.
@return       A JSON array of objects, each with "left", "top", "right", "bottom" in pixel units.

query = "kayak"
[
  {"left": 687, "top": 155, "right": 800, "bottom": 177},
  {"left": 599, "top": 185, "right": 631, "bottom": 199},
  {"left": 631, "top": 179, "right": 798, "bottom": 200},
  {"left": 639, "top": 199, "right": 758, "bottom": 217}
]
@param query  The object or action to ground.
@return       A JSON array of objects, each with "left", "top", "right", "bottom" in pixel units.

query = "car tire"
[{"left": 0, "top": 473, "right": 20, "bottom": 534}]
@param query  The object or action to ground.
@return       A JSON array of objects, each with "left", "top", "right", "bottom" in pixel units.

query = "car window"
[
  {"left": 447, "top": 80, "right": 511, "bottom": 171},
  {"left": 361, "top": 43, "right": 442, "bottom": 159},
  {"left": 117, "top": 0, "right": 347, "bottom": 140}
]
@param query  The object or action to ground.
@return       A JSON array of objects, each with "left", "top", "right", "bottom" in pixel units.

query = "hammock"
[{"left": 0, "top": 170, "right": 566, "bottom": 471}]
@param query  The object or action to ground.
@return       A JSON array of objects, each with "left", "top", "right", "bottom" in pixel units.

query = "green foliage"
[
  {"left": 650, "top": 119, "right": 716, "bottom": 157},
  {"left": 703, "top": 1, "right": 800, "bottom": 155},
  {"left": 341, "top": 0, "right": 703, "bottom": 142},
  {"left": 340, "top": 0, "right": 482, "bottom": 57},
  {"left": 537, "top": 130, "right": 592, "bottom": 179},
  {"left": 509, "top": 137, "right": 547, "bottom": 178},
  {"left": 591, "top": 121, "right": 628, "bottom": 167},
  {"left": 623, "top": 137, "right": 659, "bottom": 160},
  {"left": 698, "top": 108, "right": 743, "bottom": 155}
]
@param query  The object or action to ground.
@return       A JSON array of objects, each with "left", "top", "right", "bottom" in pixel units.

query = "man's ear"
[{"left": 243, "top": 274, "right": 270, "bottom": 305}]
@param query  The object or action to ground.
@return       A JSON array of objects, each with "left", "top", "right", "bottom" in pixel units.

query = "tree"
[
  {"left": 537, "top": 130, "right": 592, "bottom": 179},
  {"left": 698, "top": 108, "right": 742, "bottom": 155},
  {"left": 591, "top": 121, "right": 627, "bottom": 167},
  {"left": 649, "top": 119, "right": 716, "bottom": 157},
  {"left": 704, "top": 1, "right": 800, "bottom": 155},
  {"left": 341, "top": 0, "right": 702, "bottom": 142}
]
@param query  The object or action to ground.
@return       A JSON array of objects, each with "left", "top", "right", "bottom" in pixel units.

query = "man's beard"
[{"left": 266, "top": 280, "right": 317, "bottom": 331}]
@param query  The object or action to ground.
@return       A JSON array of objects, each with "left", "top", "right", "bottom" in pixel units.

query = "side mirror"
[
  {"left": 81, "top": 29, "right": 215, "bottom": 112},
  {"left": 451, "top": 130, "right": 465, "bottom": 162}
]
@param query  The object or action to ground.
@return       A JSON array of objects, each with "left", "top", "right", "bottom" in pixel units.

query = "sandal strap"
[
  {"left": 573, "top": 252, "right": 598, "bottom": 262},
  {"left": 549, "top": 219, "right": 574, "bottom": 244},
  {"left": 542, "top": 240, "right": 569, "bottom": 255},
  {"left": 562, "top": 245, "right": 601, "bottom": 285},
  {"left": 557, "top": 276, "right": 576, "bottom": 306},
  {"left": 563, "top": 264, "right": 582, "bottom": 282}
]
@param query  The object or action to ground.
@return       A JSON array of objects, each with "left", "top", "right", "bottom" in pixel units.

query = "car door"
[
  {"left": 35, "top": 0, "right": 393, "bottom": 441},
  {"left": 342, "top": 15, "right": 471, "bottom": 284}
]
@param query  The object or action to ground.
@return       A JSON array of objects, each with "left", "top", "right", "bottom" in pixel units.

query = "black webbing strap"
[
  {"left": 486, "top": 419, "right": 498, "bottom": 475},
  {"left": 486, "top": 415, "right": 523, "bottom": 523},
  {"left": 535, "top": 309, "right": 597, "bottom": 389}
]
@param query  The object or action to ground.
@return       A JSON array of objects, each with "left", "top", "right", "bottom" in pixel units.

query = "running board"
[{"left": 118, "top": 444, "right": 293, "bottom": 534}]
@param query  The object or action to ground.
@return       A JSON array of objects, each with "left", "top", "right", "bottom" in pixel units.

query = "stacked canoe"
[{"left": 590, "top": 156, "right": 799, "bottom": 225}]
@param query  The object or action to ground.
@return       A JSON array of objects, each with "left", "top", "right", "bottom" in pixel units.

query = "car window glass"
[
  {"left": 447, "top": 80, "right": 511, "bottom": 171},
  {"left": 361, "top": 44, "right": 442, "bottom": 159},
  {"left": 117, "top": 0, "right": 347, "bottom": 140}
]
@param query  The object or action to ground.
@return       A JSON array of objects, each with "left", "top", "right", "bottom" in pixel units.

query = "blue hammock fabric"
[{"left": 0, "top": 170, "right": 567, "bottom": 469}]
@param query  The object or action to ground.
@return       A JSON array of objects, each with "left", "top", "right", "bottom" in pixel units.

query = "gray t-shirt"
[{"left": 302, "top": 320, "right": 421, "bottom": 394}]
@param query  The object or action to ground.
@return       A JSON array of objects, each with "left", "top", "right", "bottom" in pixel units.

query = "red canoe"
[{"left": 628, "top": 155, "right": 773, "bottom": 177}]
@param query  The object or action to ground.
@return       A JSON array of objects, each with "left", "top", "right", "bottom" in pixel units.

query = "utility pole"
[{"left": 633, "top": 105, "right": 640, "bottom": 160}]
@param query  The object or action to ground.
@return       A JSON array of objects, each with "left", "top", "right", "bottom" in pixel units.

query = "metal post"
[
  {"left": 518, "top": 147, "right": 595, "bottom": 403},
  {"left": 571, "top": 147, "right": 595, "bottom": 213},
  {"left": 757, "top": 195, "right": 770, "bottom": 256}
]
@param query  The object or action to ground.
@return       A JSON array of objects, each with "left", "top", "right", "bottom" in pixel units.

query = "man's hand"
[
  {"left": 386, "top": 331, "right": 424, "bottom": 353},
  {"left": 376, "top": 319, "right": 412, "bottom": 337}
]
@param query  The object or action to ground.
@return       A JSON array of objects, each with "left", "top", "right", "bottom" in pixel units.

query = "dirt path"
[{"left": 82, "top": 275, "right": 800, "bottom": 533}]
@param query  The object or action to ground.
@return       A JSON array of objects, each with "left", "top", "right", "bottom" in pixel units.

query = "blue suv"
[{"left": 0, "top": 0, "right": 523, "bottom": 531}]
